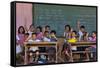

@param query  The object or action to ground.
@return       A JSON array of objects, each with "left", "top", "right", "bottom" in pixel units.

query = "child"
[
  {"left": 83, "top": 32, "right": 89, "bottom": 41},
  {"left": 16, "top": 26, "right": 25, "bottom": 64},
  {"left": 63, "top": 31, "right": 78, "bottom": 62},
  {"left": 24, "top": 33, "right": 29, "bottom": 42},
  {"left": 50, "top": 30, "right": 57, "bottom": 42},
  {"left": 64, "top": 25, "right": 72, "bottom": 39},
  {"left": 70, "top": 31, "right": 77, "bottom": 40},
  {"left": 17, "top": 26, "right": 25, "bottom": 46},
  {"left": 36, "top": 26, "right": 43, "bottom": 40},
  {"left": 77, "top": 20, "right": 88, "bottom": 41},
  {"left": 26, "top": 33, "right": 41, "bottom": 63},
  {"left": 43, "top": 31, "right": 51, "bottom": 42},
  {"left": 45, "top": 25, "right": 51, "bottom": 33},
  {"left": 47, "top": 30, "right": 57, "bottom": 63},
  {"left": 25, "top": 24, "right": 36, "bottom": 38},
  {"left": 85, "top": 31, "right": 97, "bottom": 61}
]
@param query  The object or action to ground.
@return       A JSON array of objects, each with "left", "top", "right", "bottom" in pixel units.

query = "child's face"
[
  {"left": 45, "top": 27, "right": 50, "bottom": 31},
  {"left": 51, "top": 33, "right": 55, "bottom": 36},
  {"left": 30, "top": 26, "right": 35, "bottom": 32},
  {"left": 20, "top": 28, "right": 24, "bottom": 33},
  {"left": 32, "top": 34, "right": 36, "bottom": 40},
  {"left": 80, "top": 28, "right": 85, "bottom": 32},
  {"left": 92, "top": 33, "right": 96, "bottom": 37},
  {"left": 44, "top": 32, "right": 49, "bottom": 37},
  {"left": 36, "top": 28, "right": 40, "bottom": 33},
  {"left": 72, "top": 32, "right": 76, "bottom": 37},
  {"left": 65, "top": 27, "right": 70, "bottom": 31}
]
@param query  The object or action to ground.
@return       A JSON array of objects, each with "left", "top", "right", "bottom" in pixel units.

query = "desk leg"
[
  {"left": 56, "top": 44, "right": 58, "bottom": 63},
  {"left": 70, "top": 44, "right": 73, "bottom": 62},
  {"left": 24, "top": 45, "right": 28, "bottom": 65}
]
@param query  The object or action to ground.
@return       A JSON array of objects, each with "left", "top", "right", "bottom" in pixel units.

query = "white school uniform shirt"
[
  {"left": 43, "top": 37, "right": 51, "bottom": 42},
  {"left": 28, "top": 31, "right": 33, "bottom": 38},
  {"left": 16, "top": 35, "right": 20, "bottom": 40},
  {"left": 16, "top": 44, "right": 22, "bottom": 54},
  {"left": 16, "top": 35, "right": 22, "bottom": 54},
  {"left": 28, "top": 39, "right": 41, "bottom": 52},
  {"left": 78, "top": 30, "right": 83, "bottom": 41}
]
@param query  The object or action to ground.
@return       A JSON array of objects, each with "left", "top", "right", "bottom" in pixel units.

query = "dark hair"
[
  {"left": 50, "top": 30, "right": 56, "bottom": 34},
  {"left": 18, "top": 26, "right": 25, "bottom": 34},
  {"left": 72, "top": 30, "right": 77, "bottom": 34},
  {"left": 45, "top": 25, "right": 50, "bottom": 29},
  {"left": 80, "top": 25, "right": 85, "bottom": 29},
  {"left": 36, "top": 26, "right": 42, "bottom": 32},
  {"left": 65, "top": 25, "right": 71, "bottom": 31},
  {"left": 29, "top": 24, "right": 35, "bottom": 29},
  {"left": 44, "top": 31, "right": 49, "bottom": 34},
  {"left": 25, "top": 33, "right": 29, "bottom": 35},
  {"left": 92, "top": 31, "right": 96, "bottom": 34},
  {"left": 32, "top": 33, "right": 37, "bottom": 36}
]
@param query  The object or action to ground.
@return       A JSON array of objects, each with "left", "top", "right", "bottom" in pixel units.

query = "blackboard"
[{"left": 33, "top": 4, "right": 96, "bottom": 36}]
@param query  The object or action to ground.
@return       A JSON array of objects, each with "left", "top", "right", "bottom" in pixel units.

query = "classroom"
[{"left": 16, "top": 3, "right": 97, "bottom": 65}]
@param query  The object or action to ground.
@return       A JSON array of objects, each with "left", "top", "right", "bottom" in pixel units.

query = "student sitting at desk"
[
  {"left": 16, "top": 26, "right": 25, "bottom": 64},
  {"left": 36, "top": 26, "right": 43, "bottom": 40},
  {"left": 64, "top": 25, "right": 72, "bottom": 40},
  {"left": 26, "top": 33, "right": 41, "bottom": 63},
  {"left": 45, "top": 25, "right": 51, "bottom": 33},
  {"left": 77, "top": 20, "right": 89, "bottom": 52},
  {"left": 77, "top": 20, "right": 88, "bottom": 41},
  {"left": 47, "top": 30, "right": 57, "bottom": 63},
  {"left": 62, "top": 30, "right": 78, "bottom": 62},
  {"left": 43, "top": 31, "right": 51, "bottom": 42},
  {"left": 24, "top": 24, "right": 36, "bottom": 38},
  {"left": 85, "top": 31, "right": 97, "bottom": 61},
  {"left": 49, "top": 30, "right": 57, "bottom": 42}
]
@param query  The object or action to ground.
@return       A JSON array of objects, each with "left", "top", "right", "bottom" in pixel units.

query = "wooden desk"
[
  {"left": 69, "top": 42, "right": 96, "bottom": 47},
  {"left": 69, "top": 42, "right": 96, "bottom": 61},
  {"left": 24, "top": 42, "right": 58, "bottom": 65}
]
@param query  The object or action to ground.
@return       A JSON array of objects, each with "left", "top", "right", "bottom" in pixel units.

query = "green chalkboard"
[{"left": 33, "top": 4, "right": 96, "bottom": 36}]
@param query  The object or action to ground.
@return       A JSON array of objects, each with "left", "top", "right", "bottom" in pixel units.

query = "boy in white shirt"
[{"left": 26, "top": 33, "right": 41, "bottom": 63}]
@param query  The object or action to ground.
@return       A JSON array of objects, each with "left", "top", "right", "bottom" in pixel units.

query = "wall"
[{"left": 16, "top": 3, "right": 32, "bottom": 34}]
